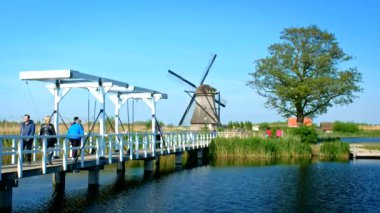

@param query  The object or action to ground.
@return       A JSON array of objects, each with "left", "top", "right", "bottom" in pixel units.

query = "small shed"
[{"left": 320, "top": 122, "right": 333, "bottom": 133}]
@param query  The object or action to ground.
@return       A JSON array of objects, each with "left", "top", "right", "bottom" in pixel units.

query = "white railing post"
[
  {"left": 129, "top": 135, "right": 133, "bottom": 159},
  {"left": 197, "top": 134, "right": 200, "bottom": 149},
  {"left": 182, "top": 133, "right": 186, "bottom": 151},
  {"left": 63, "top": 138, "right": 68, "bottom": 171},
  {"left": 119, "top": 136, "right": 123, "bottom": 161},
  {"left": 69, "top": 140, "right": 73, "bottom": 158},
  {"left": 173, "top": 133, "right": 177, "bottom": 153},
  {"left": 108, "top": 137, "right": 113, "bottom": 164},
  {"left": 188, "top": 133, "right": 192, "bottom": 150},
  {"left": 81, "top": 137, "right": 85, "bottom": 168},
  {"left": 191, "top": 132, "right": 195, "bottom": 149},
  {"left": 32, "top": 136, "right": 37, "bottom": 162},
  {"left": 165, "top": 133, "right": 170, "bottom": 154},
  {"left": 160, "top": 133, "right": 164, "bottom": 155},
  {"left": 96, "top": 137, "right": 100, "bottom": 165},
  {"left": 42, "top": 138, "right": 47, "bottom": 174},
  {"left": 178, "top": 133, "right": 182, "bottom": 152},
  {"left": 152, "top": 134, "right": 156, "bottom": 157},
  {"left": 144, "top": 134, "right": 148, "bottom": 158},
  {"left": 18, "top": 139, "right": 23, "bottom": 178},
  {"left": 135, "top": 133, "right": 140, "bottom": 159},
  {"left": 12, "top": 139, "right": 16, "bottom": 164}
]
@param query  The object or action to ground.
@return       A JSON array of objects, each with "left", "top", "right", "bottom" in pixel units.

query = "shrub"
[
  {"left": 292, "top": 126, "right": 318, "bottom": 144},
  {"left": 333, "top": 121, "right": 359, "bottom": 133}
]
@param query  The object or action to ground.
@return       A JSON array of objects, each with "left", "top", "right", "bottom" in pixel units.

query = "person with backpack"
[
  {"left": 39, "top": 115, "right": 57, "bottom": 165},
  {"left": 67, "top": 116, "right": 84, "bottom": 159}
]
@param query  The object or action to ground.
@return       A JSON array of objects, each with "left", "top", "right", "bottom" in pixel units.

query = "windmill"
[{"left": 168, "top": 54, "right": 226, "bottom": 130}]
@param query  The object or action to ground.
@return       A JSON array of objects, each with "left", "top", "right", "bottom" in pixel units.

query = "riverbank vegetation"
[
  {"left": 209, "top": 136, "right": 312, "bottom": 159},
  {"left": 209, "top": 131, "right": 350, "bottom": 162},
  {"left": 319, "top": 141, "right": 350, "bottom": 160}
]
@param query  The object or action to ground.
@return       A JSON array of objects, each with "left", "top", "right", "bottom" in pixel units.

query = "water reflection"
[{"left": 12, "top": 159, "right": 380, "bottom": 212}]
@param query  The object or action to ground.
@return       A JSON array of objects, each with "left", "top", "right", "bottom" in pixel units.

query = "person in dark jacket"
[
  {"left": 67, "top": 116, "right": 84, "bottom": 159},
  {"left": 39, "top": 115, "right": 57, "bottom": 164},
  {"left": 20, "top": 114, "right": 35, "bottom": 163}
]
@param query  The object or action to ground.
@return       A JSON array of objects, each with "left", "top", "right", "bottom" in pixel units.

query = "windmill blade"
[
  {"left": 179, "top": 93, "right": 196, "bottom": 126},
  {"left": 199, "top": 54, "right": 217, "bottom": 85},
  {"left": 216, "top": 99, "right": 226, "bottom": 108},
  {"left": 220, "top": 97, "right": 227, "bottom": 106},
  {"left": 168, "top": 70, "right": 197, "bottom": 89},
  {"left": 214, "top": 92, "right": 226, "bottom": 107}
]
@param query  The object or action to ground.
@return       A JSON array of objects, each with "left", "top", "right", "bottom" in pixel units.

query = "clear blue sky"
[{"left": 1, "top": 0, "right": 379, "bottom": 125}]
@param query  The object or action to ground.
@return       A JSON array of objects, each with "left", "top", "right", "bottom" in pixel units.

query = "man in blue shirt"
[{"left": 67, "top": 117, "right": 84, "bottom": 159}]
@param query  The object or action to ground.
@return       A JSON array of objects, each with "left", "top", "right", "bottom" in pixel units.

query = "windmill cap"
[{"left": 196, "top": 84, "right": 216, "bottom": 94}]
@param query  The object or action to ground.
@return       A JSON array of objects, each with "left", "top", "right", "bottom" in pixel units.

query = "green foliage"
[
  {"left": 209, "top": 136, "right": 312, "bottom": 159},
  {"left": 244, "top": 121, "right": 253, "bottom": 130},
  {"left": 333, "top": 121, "right": 359, "bottom": 133},
  {"left": 292, "top": 126, "right": 318, "bottom": 144},
  {"left": 320, "top": 141, "right": 349, "bottom": 160},
  {"left": 247, "top": 25, "right": 362, "bottom": 123},
  {"left": 259, "top": 122, "right": 270, "bottom": 131}
]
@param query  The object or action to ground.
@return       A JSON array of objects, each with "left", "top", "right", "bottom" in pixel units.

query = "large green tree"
[{"left": 247, "top": 25, "right": 362, "bottom": 124}]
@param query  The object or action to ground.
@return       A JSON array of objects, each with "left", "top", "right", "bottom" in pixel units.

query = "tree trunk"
[
  {"left": 296, "top": 113, "right": 304, "bottom": 126},
  {"left": 296, "top": 104, "right": 304, "bottom": 127}
]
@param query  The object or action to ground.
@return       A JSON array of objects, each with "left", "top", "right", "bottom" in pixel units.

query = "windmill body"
[
  {"left": 168, "top": 54, "right": 226, "bottom": 130},
  {"left": 190, "top": 84, "right": 219, "bottom": 130}
]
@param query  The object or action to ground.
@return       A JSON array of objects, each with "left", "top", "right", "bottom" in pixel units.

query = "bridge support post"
[
  {"left": 88, "top": 166, "right": 100, "bottom": 190},
  {"left": 175, "top": 153, "right": 183, "bottom": 171},
  {"left": 116, "top": 161, "right": 125, "bottom": 184},
  {"left": 197, "top": 149, "right": 203, "bottom": 166},
  {"left": 0, "top": 179, "right": 13, "bottom": 212},
  {"left": 52, "top": 171, "right": 66, "bottom": 194},
  {"left": 144, "top": 159, "right": 154, "bottom": 180},
  {"left": 154, "top": 156, "right": 160, "bottom": 178}
]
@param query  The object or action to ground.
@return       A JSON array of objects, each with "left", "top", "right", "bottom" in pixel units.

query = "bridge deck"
[
  {"left": 1, "top": 131, "right": 214, "bottom": 181},
  {"left": 349, "top": 144, "right": 380, "bottom": 159},
  {"left": 1, "top": 148, "right": 188, "bottom": 179}
]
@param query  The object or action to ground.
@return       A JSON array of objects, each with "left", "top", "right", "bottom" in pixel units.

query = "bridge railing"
[{"left": 0, "top": 131, "right": 215, "bottom": 180}]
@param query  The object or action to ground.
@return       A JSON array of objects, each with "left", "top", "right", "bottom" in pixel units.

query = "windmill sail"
[{"left": 168, "top": 53, "right": 226, "bottom": 129}]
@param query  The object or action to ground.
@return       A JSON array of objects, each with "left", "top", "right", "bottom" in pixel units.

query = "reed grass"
[
  {"left": 209, "top": 136, "right": 312, "bottom": 160},
  {"left": 319, "top": 141, "right": 350, "bottom": 160}
]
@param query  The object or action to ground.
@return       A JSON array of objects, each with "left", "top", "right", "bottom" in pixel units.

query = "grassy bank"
[{"left": 209, "top": 136, "right": 350, "bottom": 161}]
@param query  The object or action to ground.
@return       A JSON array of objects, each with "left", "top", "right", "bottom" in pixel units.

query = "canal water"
[
  {"left": 13, "top": 159, "right": 380, "bottom": 212},
  {"left": 341, "top": 137, "right": 380, "bottom": 143}
]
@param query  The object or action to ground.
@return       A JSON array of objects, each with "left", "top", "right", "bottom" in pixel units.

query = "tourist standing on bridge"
[
  {"left": 20, "top": 114, "right": 35, "bottom": 163},
  {"left": 67, "top": 117, "right": 84, "bottom": 159},
  {"left": 39, "top": 115, "right": 57, "bottom": 165}
]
